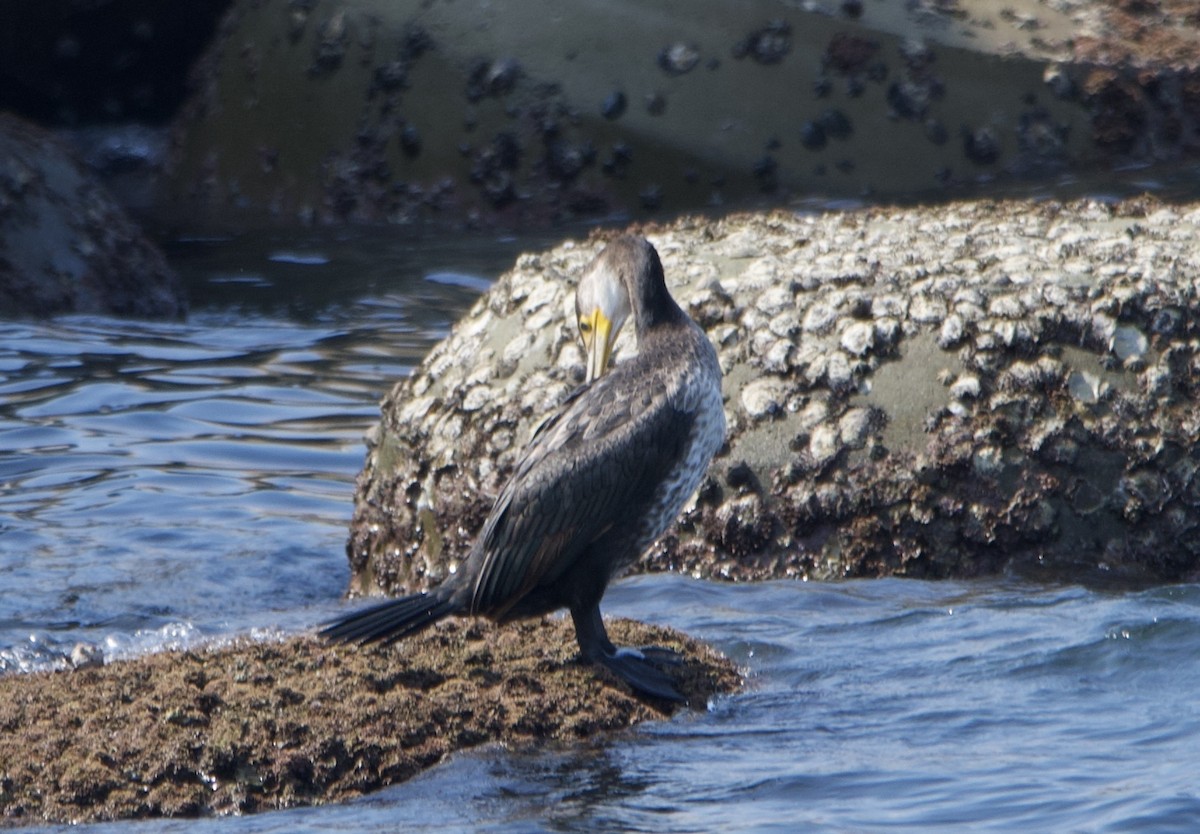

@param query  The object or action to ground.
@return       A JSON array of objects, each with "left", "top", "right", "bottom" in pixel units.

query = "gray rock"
[
  {"left": 0, "top": 115, "right": 184, "bottom": 319},
  {"left": 163, "top": 0, "right": 1200, "bottom": 230}
]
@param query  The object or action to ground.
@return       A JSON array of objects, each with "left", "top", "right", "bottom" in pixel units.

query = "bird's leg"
[
  {"left": 569, "top": 603, "right": 684, "bottom": 702},
  {"left": 571, "top": 602, "right": 617, "bottom": 655}
]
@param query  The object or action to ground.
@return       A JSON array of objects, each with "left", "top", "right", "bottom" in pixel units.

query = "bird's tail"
[{"left": 319, "top": 588, "right": 458, "bottom": 646}]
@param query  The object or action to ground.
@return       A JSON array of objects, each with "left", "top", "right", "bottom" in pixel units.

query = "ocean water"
[{"left": 3, "top": 230, "right": 1200, "bottom": 832}]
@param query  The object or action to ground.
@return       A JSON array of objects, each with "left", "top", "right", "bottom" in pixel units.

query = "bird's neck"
[{"left": 633, "top": 286, "right": 688, "bottom": 337}]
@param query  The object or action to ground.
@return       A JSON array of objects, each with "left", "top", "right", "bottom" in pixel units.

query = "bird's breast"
[{"left": 629, "top": 337, "right": 725, "bottom": 561}]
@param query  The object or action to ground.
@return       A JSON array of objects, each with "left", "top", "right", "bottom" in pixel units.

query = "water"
[
  {"left": 0, "top": 230, "right": 532, "bottom": 668},
  {"left": 3, "top": 230, "right": 1200, "bottom": 832}
]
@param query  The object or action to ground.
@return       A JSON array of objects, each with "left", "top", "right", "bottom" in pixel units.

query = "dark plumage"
[{"left": 321, "top": 236, "right": 725, "bottom": 700}]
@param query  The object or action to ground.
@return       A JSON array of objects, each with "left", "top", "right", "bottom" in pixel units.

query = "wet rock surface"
[
  {"left": 350, "top": 198, "right": 1200, "bottom": 593},
  {"left": 0, "top": 114, "right": 185, "bottom": 318},
  {"left": 0, "top": 619, "right": 736, "bottom": 825}
]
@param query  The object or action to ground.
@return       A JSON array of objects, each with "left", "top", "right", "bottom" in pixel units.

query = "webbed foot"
[
  {"left": 631, "top": 645, "right": 684, "bottom": 666},
  {"left": 571, "top": 604, "right": 686, "bottom": 702},
  {"left": 595, "top": 647, "right": 685, "bottom": 702}
]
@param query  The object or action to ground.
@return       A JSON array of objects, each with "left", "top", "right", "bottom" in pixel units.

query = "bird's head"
[{"left": 575, "top": 244, "right": 633, "bottom": 383}]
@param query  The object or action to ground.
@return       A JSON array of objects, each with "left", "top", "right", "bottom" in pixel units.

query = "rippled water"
[
  {"left": 4, "top": 230, "right": 1200, "bottom": 832},
  {"left": 0, "top": 230, "right": 529, "bottom": 668}
]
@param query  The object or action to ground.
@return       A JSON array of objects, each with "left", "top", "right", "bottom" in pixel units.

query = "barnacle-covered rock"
[
  {"left": 164, "top": 0, "right": 1200, "bottom": 230},
  {"left": 350, "top": 199, "right": 1200, "bottom": 592}
]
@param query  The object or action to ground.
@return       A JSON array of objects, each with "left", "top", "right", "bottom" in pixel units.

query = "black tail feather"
[{"left": 319, "top": 590, "right": 457, "bottom": 646}]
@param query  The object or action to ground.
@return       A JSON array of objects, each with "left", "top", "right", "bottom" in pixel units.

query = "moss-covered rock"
[{"left": 0, "top": 618, "right": 737, "bottom": 825}]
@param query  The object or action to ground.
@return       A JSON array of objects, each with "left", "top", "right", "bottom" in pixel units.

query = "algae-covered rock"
[
  {"left": 0, "top": 619, "right": 736, "bottom": 825},
  {"left": 349, "top": 199, "right": 1200, "bottom": 591}
]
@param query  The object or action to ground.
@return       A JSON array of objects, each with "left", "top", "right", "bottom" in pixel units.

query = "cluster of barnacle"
[{"left": 662, "top": 205, "right": 1200, "bottom": 577}]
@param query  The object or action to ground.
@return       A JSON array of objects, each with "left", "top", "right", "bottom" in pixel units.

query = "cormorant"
[{"left": 321, "top": 236, "right": 725, "bottom": 701}]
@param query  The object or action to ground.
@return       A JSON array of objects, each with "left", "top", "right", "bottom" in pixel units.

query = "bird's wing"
[{"left": 469, "top": 371, "right": 696, "bottom": 616}]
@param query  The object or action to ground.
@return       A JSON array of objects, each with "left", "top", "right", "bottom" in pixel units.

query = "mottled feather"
[{"left": 470, "top": 337, "right": 702, "bottom": 617}]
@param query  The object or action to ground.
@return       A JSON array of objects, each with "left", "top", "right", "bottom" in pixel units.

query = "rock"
[
  {"left": 0, "top": 114, "right": 185, "bottom": 318},
  {"left": 740, "top": 376, "right": 787, "bottom": 420},
  {"left": 840, "top": 320, "right": 875, "bottom": 356},
  {"left": 162, "top": 0, "right": 1200, "bottom": 230},
  {"left": 69, "top": 643, "right": 104, "bottom": 670},
  {"left": 0, "top": 1, "right": 229, "bottom": 126},
  {"left": 349, "top": 199, "right": 1200, "bottom": 590},
  {"left": 0, "top": 620, "right": 737, "bottom": 824}
]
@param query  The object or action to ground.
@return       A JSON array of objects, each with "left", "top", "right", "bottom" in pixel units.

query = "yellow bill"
[{"left": 580, "top": 307, "right": 615, "bottom": 383}]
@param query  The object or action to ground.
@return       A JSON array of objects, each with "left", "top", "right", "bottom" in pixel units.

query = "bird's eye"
[{"left": 579, "top": 320, "right": 592, "bottom": 333}]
